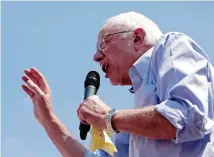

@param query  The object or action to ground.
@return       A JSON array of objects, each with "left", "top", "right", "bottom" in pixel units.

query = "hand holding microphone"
[
  {"left": 79, "top": 71, "right": 100, "bottom": 140},
  {"left": 78, "top": 71, "right": 111, "bottom": 140}
]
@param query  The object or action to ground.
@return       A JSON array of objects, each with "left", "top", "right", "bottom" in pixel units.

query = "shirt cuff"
[
  {"left": 154, "top": 99, "right": 213, "bottom": 143},
  {"left": 84, "top": 149, "right": 111, "bottom": 157}
]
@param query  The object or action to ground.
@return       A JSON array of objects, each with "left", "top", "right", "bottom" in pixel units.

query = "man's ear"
[{"left": 133, "top": 28, "right": 146, "bottom": 50}]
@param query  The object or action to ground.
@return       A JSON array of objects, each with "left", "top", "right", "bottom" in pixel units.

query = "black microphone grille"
[{"left": 84, "top": 71, "right": 100, "bottom": 89}]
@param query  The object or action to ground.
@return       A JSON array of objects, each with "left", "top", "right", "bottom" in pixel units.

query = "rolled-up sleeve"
[
  {"left": 153, "top": 32, "right": 214, "bottom": 143},
  {"left": 84, "top": 149, "right": 112, "bottom": 157}
]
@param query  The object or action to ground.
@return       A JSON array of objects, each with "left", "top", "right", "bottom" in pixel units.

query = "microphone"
[{"left": 79, "top": 71, "right": 100, "bottom": 140}]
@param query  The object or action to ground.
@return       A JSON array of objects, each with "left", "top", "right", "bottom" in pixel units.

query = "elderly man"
[{"left": 21, "top": 12, "right": 214, "bottom": 157}]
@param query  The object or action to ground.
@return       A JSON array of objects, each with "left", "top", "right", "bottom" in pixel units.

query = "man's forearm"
[
  {"left": 112, "top": 107, "right": 176, "bottom": 139},
  {"left": 41, "top": 112, "right": 86, "bottom": 157}
]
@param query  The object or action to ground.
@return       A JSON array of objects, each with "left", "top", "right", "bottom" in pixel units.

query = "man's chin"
[
  {"left": 109, "top": 78, "right": 124, "bottom": 86},
  {"left": 109, "top": 77, "right": 130, "bottom": 86},
  {"left": 109, "top": 79, "right": 118, "bottom": 86}
]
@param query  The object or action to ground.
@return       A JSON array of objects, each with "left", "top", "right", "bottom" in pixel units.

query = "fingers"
[
  {"left": 30, "top": 67, "right": 44, "bottom": 80},
  {"left": 77, "top": 97, "right": 95, "bottom": 121},
  {"left": 21, "top": 84, "right": 35, "bottom": 99},
  {"left": 77, "top": 100, "right": 99, "bottom": 125},
  {"left": 78, "top": 105, "right": 101, "bottom": 126},
  {"left": 22, "top": 76, "right": 43, "bottom": 96},
  {"left": 30, "top": 67, "right": 50, "bottom": 93},
  {"left": 78, "top": 105, "right": 89, "bottom": 123},
  {"left": 77, "top": 98, "right": 91, "bottom": 118},
  {"left": 22, "top": 67, "right": 51, "bottom": 96},
  {"left": 77, "top": 101, "right": 86, "bottom": 120},
  {"left": 22, "top": 75, "right": 29, "bottom": 84},
  {"left": 80, "top": 121, "right": 89, "bottom": 125},
  {"left": 24, "top": 69, "right": 39, "bottom": 87}
]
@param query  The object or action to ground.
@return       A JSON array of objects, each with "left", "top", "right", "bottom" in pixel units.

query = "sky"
[{"left": 2, "top": 1, "right": 214, "bottom": 157}]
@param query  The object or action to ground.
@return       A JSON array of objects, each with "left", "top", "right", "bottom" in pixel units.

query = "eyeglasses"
[{"left": 96, "top": 30, "right": 133, "bottom": 53}]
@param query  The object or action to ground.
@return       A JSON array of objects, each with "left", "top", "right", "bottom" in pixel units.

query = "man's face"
[{"left": 93, "top": 29, "right": 136, "bottom": 86}]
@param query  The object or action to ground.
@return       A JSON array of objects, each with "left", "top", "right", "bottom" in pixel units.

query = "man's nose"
[{"left": 93, "top": 51, "right": 104, "bottom": 62}]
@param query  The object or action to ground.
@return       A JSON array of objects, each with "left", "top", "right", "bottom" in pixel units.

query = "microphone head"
[{"left": 84, "top": 71, "right": 100, "bottom": 89}]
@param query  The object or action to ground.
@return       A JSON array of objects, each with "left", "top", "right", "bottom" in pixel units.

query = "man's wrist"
[
  {"left": 39, "top": 110, "right": 56, "bottom": 129},
  {"left": 111, "top": 118, "right": 119, "bottom": 133},
  {"left": 111, "top": 110, "right": 120, "bottom": 133},
  {"left": 105, "top": 109, "right": 120, "bottom": 134}
]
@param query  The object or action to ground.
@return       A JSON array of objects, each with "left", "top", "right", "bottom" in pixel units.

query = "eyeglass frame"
[{"left": 96, "top": 30, "right": 134, "bottom": 53}]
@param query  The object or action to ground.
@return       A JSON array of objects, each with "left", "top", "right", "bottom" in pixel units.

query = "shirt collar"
[{"left": 128, "top": 47, "right": 154, "bottom": 93}]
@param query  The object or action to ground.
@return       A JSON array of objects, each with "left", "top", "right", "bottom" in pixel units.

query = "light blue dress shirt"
[{"left": 85, "top": 32, "right": 214, "bottom": 157}]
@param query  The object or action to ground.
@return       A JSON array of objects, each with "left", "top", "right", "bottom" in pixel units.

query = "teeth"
[{"left": 100, "top": 63, "right": 108, "bottom": 73}]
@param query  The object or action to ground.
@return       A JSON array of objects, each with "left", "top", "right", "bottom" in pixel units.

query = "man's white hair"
[{"left": 103, "top": 11, "right": 163, "bottom": 46}]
